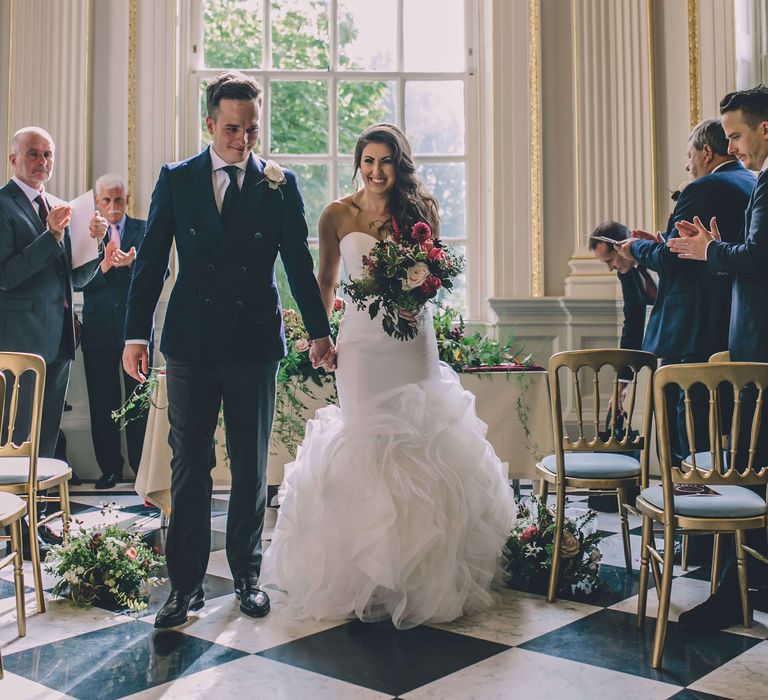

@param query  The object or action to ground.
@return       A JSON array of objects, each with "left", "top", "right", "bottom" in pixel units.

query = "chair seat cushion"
[
  {"left": 640, "top": 484, "right": 767, "bottom": 518},
  {"left": 683, "top": 451, "right": 728, "bottom": 470},
  {"left": 0, "top": 492, "right": 26, "bottom": 522},
  {"left": 541, "top": 452, "right": 641, "bottom": 479},
  {"left": 0, "top": 457, "right": 71, "bottom": 484}
]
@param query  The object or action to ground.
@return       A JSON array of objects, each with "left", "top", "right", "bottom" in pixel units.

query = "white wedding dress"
[{"left": 261, "top": 231, "right": 516, "bottom": 629}]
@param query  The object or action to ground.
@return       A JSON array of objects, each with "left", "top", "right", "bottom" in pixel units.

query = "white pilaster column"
[
  {"left": 133, "top": 0, "right": 177, "bottom": 219},
  {"left": 5, "top": 0, "right": 92, "bottom": 200},
  {"left": 564, "top": 0, "right": 655, "bottom": 298},
  {"left": 698, "top": 0, "right": 737, "bottom": 115}
]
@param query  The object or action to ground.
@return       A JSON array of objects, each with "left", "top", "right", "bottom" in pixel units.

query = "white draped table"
[{"left": 135, "top": 369, "right": 552, "bottom": 513}]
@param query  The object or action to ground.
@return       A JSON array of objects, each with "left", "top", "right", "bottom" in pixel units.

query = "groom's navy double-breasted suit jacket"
[{"left": 125, "top": 148, "right": 330, "bottom": 361}]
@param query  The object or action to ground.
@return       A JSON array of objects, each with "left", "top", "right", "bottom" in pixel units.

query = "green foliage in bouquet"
[
  {"left": 433, "top": 307, "right": 533, "bottom": 373},
  {"left": 45, "top": 510, "right": 166, "bottom": 612},
  {"left": 503, "top": 497, "right": 603, "bottom": 596},
  {"left": 111, "top": 368, "right": 163, "bottom": 425},
  {"left": 275, "top": 304, "right": 344, "bottom": 457}
]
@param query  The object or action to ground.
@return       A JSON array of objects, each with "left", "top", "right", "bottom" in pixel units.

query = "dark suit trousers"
[
  {"left": 164, "top": 355, "right": 279, "bottom": 592},
  {"left": 659, "top": 355, "right": 711, "bottom": 465},
  {"left": 83, "top": 347, "right": 149, "bottom": 477}
]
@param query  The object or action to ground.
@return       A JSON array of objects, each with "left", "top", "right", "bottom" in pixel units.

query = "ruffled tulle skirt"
[{"left": 261, "top": 364, "right": 517, "bottom": 629}]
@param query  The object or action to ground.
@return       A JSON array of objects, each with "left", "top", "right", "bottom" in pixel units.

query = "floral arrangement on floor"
[
  {"left": 342, "top": 220, "right": 464, "bottom": 340},
  {"left": 503, "top": 496, "right": 603, "bottom": 596},
  {"left": 44, "top": 510, "right": 166, "bottom": 612}
]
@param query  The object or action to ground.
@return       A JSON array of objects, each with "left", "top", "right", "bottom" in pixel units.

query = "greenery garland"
[{"left": 113, "top": 304, "right": 539, "bottom": 460}]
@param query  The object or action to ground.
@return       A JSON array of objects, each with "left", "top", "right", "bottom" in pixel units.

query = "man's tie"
[
  {"left": 34, "top": 194, "right": 49, "bottom": 228},
  {"left": 640, "top": 268, "right": 657, "bottom": 304},
  {"left": 110, "top": 223, "right": 121, "bottom": 249},
  {"left": 220, "top": 165, "right": 240, "bottom": 231}
]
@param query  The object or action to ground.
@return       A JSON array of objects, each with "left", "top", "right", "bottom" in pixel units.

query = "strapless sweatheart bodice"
[{"left": 261, "top": 231, "right": 516, "bottom": 629}]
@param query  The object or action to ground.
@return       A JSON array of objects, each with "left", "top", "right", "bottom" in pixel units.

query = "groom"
[{"left": 123, "top": 71, "right": 334, "bottom": 628}]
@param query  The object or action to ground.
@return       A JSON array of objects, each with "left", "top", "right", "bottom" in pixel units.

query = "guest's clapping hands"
[
  {"left": 667, "top": 216, "right": 719, "bottom": 260},
  {"left": 89, "top": 210, "right": 108, "bottom": 241},
  {"left": 309, "top": 336, "right": 336, "bottom": 372},
  {"left": 613, "top": 240, "right": 636, "bottom": 264},
  {"left": 100, "top": 241, "right": 136, "bottom": 273},
  {"left": 631, "top": 228, "right": 663, "bottom": 243},
  {"left": 46, "top": 205, "right": 71, "bottom": 242}
]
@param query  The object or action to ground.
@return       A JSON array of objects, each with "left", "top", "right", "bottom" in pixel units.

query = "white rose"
[
  {"left": 264, "top": 160, "right": 286, "bottom": 188},
  {"left": 402, "top": 262, "right": 429, "bottom": 291},
  {"left": 294, "top": 337, "right": 310, "bottom": 353}
]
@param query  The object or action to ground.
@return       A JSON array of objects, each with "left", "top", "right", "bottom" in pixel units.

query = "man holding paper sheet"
[{"left": 0, "top": 126, "right": 108, "bottom": 460}]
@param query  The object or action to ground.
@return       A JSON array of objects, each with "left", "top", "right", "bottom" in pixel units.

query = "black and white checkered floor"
[{"left": 1, "top": 485, "right": 767, "bottom": 699}]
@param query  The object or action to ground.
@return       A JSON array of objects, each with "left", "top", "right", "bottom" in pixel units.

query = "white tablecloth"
[{"left": 135, "top": 370, "right": 552, "bottom": 512}]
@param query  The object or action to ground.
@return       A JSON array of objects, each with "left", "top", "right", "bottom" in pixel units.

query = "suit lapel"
[
  {"left": 187, "top": 149, "right": 225, "bottom": 257},
  {"left": 121, "top": 217, "right": 139, "bottom": 251},
  {"left": 7, "top": 180, "right": 45, "bottom": 233}
]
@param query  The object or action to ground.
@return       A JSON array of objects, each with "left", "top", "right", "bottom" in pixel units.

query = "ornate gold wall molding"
[
  {"left": 646, "top": 0, "right": 658, "bottom": 233},
  {"left": 688, "top": 0, "right": 701, "bottom": 128},
  {"left": 128, "top": 0, "right": 137, "bottom": 216},
  {"left": 5, "top": 0, "right": 14, "bottom": 181},
  {"left": 529, "top": 0, "right": 543, "bottom": 297},
  {"left": 571, "top": 0, "right": 582, "bottom": 250}
]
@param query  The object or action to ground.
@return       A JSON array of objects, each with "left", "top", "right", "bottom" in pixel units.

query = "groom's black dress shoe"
[
  {"left": 234, "top": 576, "right": 270, "bottom": 617},
  {"left": 154, "top": 588, "right": 205, "bottom": 629},
  {"left": 95, "top": 473, "right": 118, "bottom": 490},
  {"left": 677, "top": 588, "right": 745, "bottom": 632}
]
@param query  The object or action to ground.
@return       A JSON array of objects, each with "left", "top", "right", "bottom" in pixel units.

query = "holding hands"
[
  {"left": 309, "top": 336, "right": 337, "bottom": 372},
  {"left": 667, "top": 216, "right": 719, "bottom": 260}
]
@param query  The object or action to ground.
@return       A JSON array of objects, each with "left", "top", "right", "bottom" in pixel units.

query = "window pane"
[
  {"left": 406, "top": 81, "right": 465, "bottom": 155},
  {"left": 404, "top": 0, "right": 464, "bottom": 72},
  {"left": 285, "top": 163, "right": 329, "bottom": 237},
  {"left": 270, "top": 81, "right": 328, "bottom": 153},
  {"left": 271, "top": 0, "right": 329, "bottom": 70},
  {"left": 416, "top": 162, "right": 465, "bottom": 239},
  {"left": 337, "top": 160, "right": 359, "bottom": 198},
  {"left": 204, "top": 0, "right": 262, "bottom": 69},
  {"left": 199, "top": 81, "right": 212, "bottom": 150},
  {"left": 437, "top": 244, "right": 466, "bottom": 317},
  {"left": 276, "top": 244, "right": 320, "bottom": 313},
  {"left": 338, "top": 81, "right": 396, "bottom": 153},
  {"left": 338, "top": 0, "right": 396, "bottom": 71}
]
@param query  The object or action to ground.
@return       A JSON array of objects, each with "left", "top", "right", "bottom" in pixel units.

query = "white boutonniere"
[{"left": 262, "top": 159, "right": 287, "bottom": 197}]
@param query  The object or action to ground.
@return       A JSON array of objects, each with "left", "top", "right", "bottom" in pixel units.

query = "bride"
[{"left": 261, "top": 123, "right": 516, "bottom": 629}]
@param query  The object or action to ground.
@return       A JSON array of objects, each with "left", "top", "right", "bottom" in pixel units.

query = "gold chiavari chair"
[
  {"left": 0, "top": 352, "right": 73, "bottom": 613},
  {"left": 0, "top": 492, "right": 26, "bottom": 679},
  {"left": 536, "top": 349, "right": 656, "bottom": 603},
  {"left": 636, "top": 362, "right": 768, "bottom": 669}
]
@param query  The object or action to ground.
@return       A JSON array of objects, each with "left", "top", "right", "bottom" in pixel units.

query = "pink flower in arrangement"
[
  {"left": 427, "top": 247, "right": 446, "bottom": 262},
  {"left": 420, "top": 239, "right": 435, "bottom": 253},
  {"left": 124, "top": 546, "right": 138, "bottom": 561},
  {"left": 518, "top": 525, "right": 539, "bottom": 542},
  {"left": 333, "top": 297, "right": 345, "bottom": 311},
  {"left": 419, "top": 275, "right": 442, "bottom": 298},
  {"left": 411, "top": 221, "right": 431, "bottom": 243}
]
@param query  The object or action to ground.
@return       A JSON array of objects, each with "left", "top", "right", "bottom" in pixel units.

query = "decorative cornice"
[
  {"left": 688, "top": 0, "right": 701, "bottom": 129},
  {"left": 529, "top": 0, "right": 543, "bottom": 297},
  {"left": 128, "top": 0, "right": 137, "bottom": 216}
]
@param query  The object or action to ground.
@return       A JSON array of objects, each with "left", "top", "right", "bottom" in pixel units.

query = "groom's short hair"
[
  {"left": 720, "top": 85, "right": 768, "bottom": 126},
  {"left": 206, "top": 71, "right": 263, "bottom": 118}
]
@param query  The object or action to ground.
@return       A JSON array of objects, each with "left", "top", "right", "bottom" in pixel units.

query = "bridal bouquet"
[
  {"left": 342, "top": 220, "right": 464, "bottom": 340},
  {"left": 503, "top": 497, "right": 603, "bottom": 597}
]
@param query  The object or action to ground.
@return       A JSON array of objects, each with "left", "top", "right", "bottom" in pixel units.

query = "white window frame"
[{"left": 179, "top": 0, "right": 489, "bottom": 320}]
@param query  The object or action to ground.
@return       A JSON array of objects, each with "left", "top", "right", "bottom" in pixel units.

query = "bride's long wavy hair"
[{"left": 351, "top": 123, "right": 439, "bottom": 235}]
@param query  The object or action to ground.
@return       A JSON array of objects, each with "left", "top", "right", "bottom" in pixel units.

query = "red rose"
[
  {"left": 419, "top": 275, "right": 442, "bottom": 298},
  {"left": 411, "top": 221, "right": 431, "bottom": 243},
  {"left": 420, "top": 239, "right": 435, "bottom": 253},
  {"left": 518, "top": 525, "right": 539, "bottom": 542},
  {"left": 427, "top": 247, "right": 446, "bottom": 261},
  {"left": 124, "top": 546, "right": 138, "bottom": 561},
  {"left": 333, "top": 297, "right": 345, "bottom": 311}
]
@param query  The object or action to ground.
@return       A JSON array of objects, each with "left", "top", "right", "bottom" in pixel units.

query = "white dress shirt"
[{"left": 12, "top": 175, "right": 47, "bottom": 208}]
